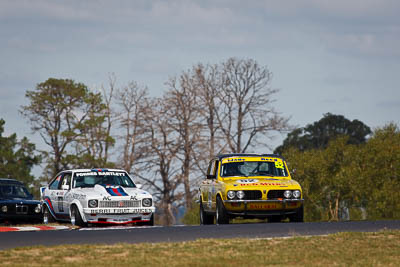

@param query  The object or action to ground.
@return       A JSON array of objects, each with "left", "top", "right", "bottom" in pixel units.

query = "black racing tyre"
[
  {"left": 216, "top": 197, "right": 229, "bottom": 225},
  {"left": 268, "top": 215, "right": 283, "bottom": 223},
  {"left": 199, "top": 200, "right": 214, "bottom": 225},
  {"left": 43, "top": 205, "right": 55, "bottom": 224},
  {"left": 289, "top": 205, "right": 304, "bottom": 223},
  {"left": 137, "top": 214, "right": 154, "bottom": 226},
  {"left": 147, "top": 214, "right": 154, "bottom": 226},
  {"left": 70, "top": 205, "right": 86, "bottom": 227}
]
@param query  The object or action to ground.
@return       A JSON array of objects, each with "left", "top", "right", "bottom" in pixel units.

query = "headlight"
[
  {"left": 34, "top": 204, "right": 41, "bottom": 213},
  {"left": 236, "top": 190, "right": 245, "bottom": 199},
  {"left": 227, "top": 191, "right": 236, "bottom": 199},
  {"left": 88, "top": 199, "right": 98, "bottom": 208},
  {"left": 283, "top": 190, "right": 292, "bottom": 199},
  {"left": 1, "top": 206, "right": 7, "bottom": 213},
  {"left": 142, "top": 198, "right": 152, "bottom": 207},
  {"left": 293, "top": 190, "right": 301, "bottom": 199}
]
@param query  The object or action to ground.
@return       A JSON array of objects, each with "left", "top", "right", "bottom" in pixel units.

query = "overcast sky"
[{"left": 1, "top": 0, "right": 399, "bottom": 154}]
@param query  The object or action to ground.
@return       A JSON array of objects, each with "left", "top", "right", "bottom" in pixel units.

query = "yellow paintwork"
[{"left": 200, "top": 155, "right": 303, "bottom": 213}]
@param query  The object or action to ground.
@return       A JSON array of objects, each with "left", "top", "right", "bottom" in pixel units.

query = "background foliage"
[{"left": 283, "top": 123, "right": 400, "bottom": 221}]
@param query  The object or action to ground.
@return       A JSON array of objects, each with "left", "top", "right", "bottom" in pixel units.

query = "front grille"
[
  {"left": 99, "top": 200, "right": 141, "bottom": 208},
  {"left": 267, "top": 190, "right": 284, "bottom": 199},
  {"left": 243, "top": 190, "right": 262, "bottom": 200},
  {"left": 15, "top": 204, "right": 28, "bottom": 214}
]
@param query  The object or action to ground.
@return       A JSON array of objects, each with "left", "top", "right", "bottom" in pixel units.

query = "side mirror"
[
  {"left": 206, "top": 174, "right": 216, "bottom": 180},
  {"left": 136, "top": 184, "right": 143, "bottom": 189},
  {"left": 61, "top": 184, "right": 70, "bottom": 190}
]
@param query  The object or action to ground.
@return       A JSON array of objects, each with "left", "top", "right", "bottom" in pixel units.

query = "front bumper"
[
  {"left": 223, "top": 199, "right": 304, "bottom": 217},
  {"left": 0, "top": 213, "right": 43, "bottom": 222},
  {"left": 83, "top": 207, "right": 155, "bottom": 224}
]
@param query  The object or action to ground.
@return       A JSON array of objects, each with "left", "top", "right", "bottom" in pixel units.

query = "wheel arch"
[{"left": 69, "top": 200, "right": 87, "bottom": 223}]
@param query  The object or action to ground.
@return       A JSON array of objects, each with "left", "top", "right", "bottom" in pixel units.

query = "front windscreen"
[
  {"left": 0, "top": 184, "right": 31, "bottom": 199},
  {"left": 220, "top": 159, "right": 288, "bottom": 177},
  {"left": 73, "top": 171, "right": 136, "bottom": 188}
]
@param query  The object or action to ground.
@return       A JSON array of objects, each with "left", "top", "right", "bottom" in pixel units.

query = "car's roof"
[
  {"left": 0, "top": 178, "right": 23, "bottom": 185},
  {"left": 215, "top": 153, "right": 285, "bottom": 161}
]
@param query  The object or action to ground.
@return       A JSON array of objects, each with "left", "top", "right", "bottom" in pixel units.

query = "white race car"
[{"left": 40, "top": 168, "right": 155, "bottom": 227}]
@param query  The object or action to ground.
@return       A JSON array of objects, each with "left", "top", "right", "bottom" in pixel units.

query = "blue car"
[{"left": 0, "top": 178, "right": 42, "bottom": 224}]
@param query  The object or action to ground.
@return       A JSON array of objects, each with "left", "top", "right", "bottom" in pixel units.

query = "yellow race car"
[{"left": 198, "top": 154, "right": 304, "bottom": 224}]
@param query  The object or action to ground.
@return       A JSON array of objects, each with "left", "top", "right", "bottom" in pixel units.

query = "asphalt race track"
[{"left": 1, "top": 220, "right": 400, "bottom": 250}]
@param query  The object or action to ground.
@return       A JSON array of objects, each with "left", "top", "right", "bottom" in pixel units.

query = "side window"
[
  {"left": 212, "top": 161, "right": 219, "bottom": 176},
  {"left": 207, "top": 160, "right": 219, "bottom": 178},
  {"left": 49, "top": 174, "right": 62, "bottom": 190},
  {"left": 207, "top": 160, "right": 214, "bottom": 176},
  {"left": 61, "top": 173, "right": 72, "bottom": 189}
]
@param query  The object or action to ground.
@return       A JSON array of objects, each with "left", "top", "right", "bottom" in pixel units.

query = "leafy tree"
[
  {"left": 21, "top": 78, "right": 113, "bottom": 178},
  {"left": 285, "top": 138, "right": 359, "bottom": 221},
  {"left": 284, "top": 123, "right": 400, "bottom": 221},
  {"left": 356, "top": 123, "right": 400, "bottom": 219},
  {"left": 0, "top": 119, "right": 41, "bottom": 195},
  {"left": 275, "top": 113, "right": 371, "bottom": 154}
]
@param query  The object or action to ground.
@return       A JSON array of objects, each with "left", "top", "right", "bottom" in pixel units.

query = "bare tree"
[
  {"left": 194, "top": 63, "right": 226, "bottom": 159},
  {"left": 138, "top": 97, "right": 183, "bottom": 225},
  {"left": 165, "top": 73, "right": 204, "bottom": 210},
  {"left": 215, "top": 58, "right": 291, "bottom": 153},
  {"left": 100, "top": 73, "right": 117, "bottom": 164},
  {"left": 115, "top": 81, "right": 151, "bottom": 173}
]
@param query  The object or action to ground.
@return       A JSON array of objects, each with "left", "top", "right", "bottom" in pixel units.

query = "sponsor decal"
[
  {"left": 249, "top": 204, "right": 278, "bottom": 209},
  {"left": 260, "top": 157, "right": 277, "bottom": 162},
  {"left": 88, "top": 208, "right": 153, "bottom": 214},
  {"left": 226, "top": 158, "right": 245, "bottom": 162},
  {"left": 237, "top": 179, "right": 259, "bottom": 184},
  {"left": 238, "top": 182, "right": 284, "bottom": 186},
  {"left": 64, "top": 192, "right": 86, "bottom": 201},
  {"left": 76, "top": 172, "right": 125, "bottom": 177}
]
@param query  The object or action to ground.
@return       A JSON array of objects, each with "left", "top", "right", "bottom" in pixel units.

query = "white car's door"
[{"left": 60, "top": 172, "right": 72, "bottom": 216}]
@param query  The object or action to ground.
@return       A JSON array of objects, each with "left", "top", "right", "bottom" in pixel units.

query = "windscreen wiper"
[{"left": 249, "top": 171, "right": 275, "bottom": 177}]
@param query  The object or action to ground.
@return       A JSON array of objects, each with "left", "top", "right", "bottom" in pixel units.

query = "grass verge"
[{"left": 1, "top": 230, "right": 399, "bottom": 266}]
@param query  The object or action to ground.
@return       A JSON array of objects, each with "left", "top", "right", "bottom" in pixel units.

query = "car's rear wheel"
[
  {"left": 70, "top": 205, "right": 86, "bottom": 227},
  {"left": 216, "top": 197, "right": 229, "bottom": 225},
  {"left": 199, "top": 200, "right": 214, "bottom": 225},
  {"left": 289, "top": 205, "right": 304, "bottom": 222},
  {"left": 43, "top": 205, "right": 55, "bottom": 224}
]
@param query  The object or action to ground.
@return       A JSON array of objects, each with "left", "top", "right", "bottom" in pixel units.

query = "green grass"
[{"left": 0, "top": 230, "right": 399, "bottom": 266}]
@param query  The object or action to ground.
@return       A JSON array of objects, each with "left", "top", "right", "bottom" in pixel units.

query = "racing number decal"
[
  {"left": 58, "top": 196, "right": 64, "bottom": 212},
  {"left": 275, "top": 161, "right": 284, "bottom": 169}
]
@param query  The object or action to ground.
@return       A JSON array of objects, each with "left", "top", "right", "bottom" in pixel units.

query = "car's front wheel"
[
  {"left": 199, "top": 200, "right": 214, "bottom": 225},
  {"left": 216, "top": 197, "right": 229, "bottom": 225},
  {"left": 145, "top": 214, "right": 155, "bottom": 226},
  {"left": 289, "top": 205, "right": 304, "bottom": 222},
  {"left": 43, "top": 205, "right": 55, "bottom": 224},
  {"left": 268, "top": 215, "right": 283, "bottom": 223},
  {"left": 70, "top": 205, "right": 86, "bottom": 227}
]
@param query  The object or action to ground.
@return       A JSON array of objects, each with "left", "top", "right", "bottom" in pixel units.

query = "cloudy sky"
[{"left": 1, "top": 0, "right": 399, "bottom": 153}]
